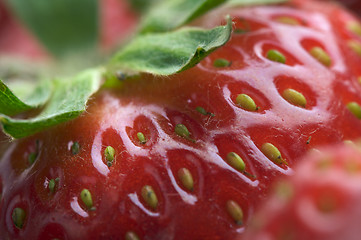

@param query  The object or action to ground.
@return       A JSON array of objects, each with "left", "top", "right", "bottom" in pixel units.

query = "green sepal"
[
  {"left": 1, "top": 68, "right": 103, "bottom": 139},
  {"left": 227, "top": 0, "right": 288, "bottom": 6},
  {"left": 110, "top": 17, "right": 232, "bottom": 75},
  {"left": 0, "top": 78, "right": 51, "bottom": 116},
  {"left": 6, "top": 0, "right": 98, "bottom": 57},
  {"left": 140, "top": 0, "right": 227, "bottom": 33}
]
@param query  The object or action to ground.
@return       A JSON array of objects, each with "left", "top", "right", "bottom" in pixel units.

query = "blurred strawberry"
[{"left": 244, "top": 142, "right": 361, "bottom": 240}]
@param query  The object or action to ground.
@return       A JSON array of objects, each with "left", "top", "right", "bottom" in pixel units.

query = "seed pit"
[
  {"left": 301, "top": 39, "right": 331, "bottom": 67},
  {"left": 347, "top": 21, "right": 361, "bottom": 37},
  {"left": 227, "top": 82, "right": 271, "bottom": 113},
  {"left": 272, "top": 15, "right": 305, "bottom": 26},
  {"left": 215, "top": 135, "right": 256, "bottom": 180},
  {"left": 233, "top": 17, "right": 267, "bottom": 33},
  {"left": 274, "top": 75, "right": 317, "bottom": 109},
  {"left": 12, "top": 207, "right": 26, "bottom": 229},
  {"left": 101, "top": 128, "right": 123, "bottom": 167},
  {"left": 141, "top": 185, "right": 158, "bottom": 210},
  {"left": 167, "top": 150, "right": 201, "bottom": 193},
  {"left": 166, "top": 109, "right": 204, "bottom": 144},
  {"left": 262, "top": 43, "right": 299, "bottom": 66},
  {"left": 201, "top": 45, "right": 245, "bottom": 70},
  {"left": 126, "top": 115, "right": 157, "bottom": 147}
]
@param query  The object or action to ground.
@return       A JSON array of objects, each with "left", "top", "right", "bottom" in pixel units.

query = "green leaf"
[
  {"left": 6, "top": 0, "right": 98, "bottom": 57},
  {"left": 0, "top": 68, "right": 103, "bottom": 139},
  {"left": 227, "top": 0, "right": 288, "bottom": 6},
  {"left": 110, "top": 17, "right": 232, "bottom": 75},
  {"left": 140, "top": 0, "right": 227, "bottom": 33},
  {"left": 128, "top": 0, "right": 161, "bottom": 13},
  {"left": 0, "top": 79, "right": 51, "bottom": 116}
]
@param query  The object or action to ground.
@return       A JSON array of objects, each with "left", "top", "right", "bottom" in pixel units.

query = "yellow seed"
[
  {"left": 275, "top": 181, "right": 294, "bottom": 200},
  {"left": 347, "top": 102, "right": 361, "bottom": 119},
  {"left": 141, "top": 185, "right": 158, "bottom": 210},
  {"left": 344, "top": 159, "right": 361, "bottom": 174},
  {"left": 317, "top": 158, "right": 333, "bottom": 170},
  {"left": 12, "top": 208, "right": 26, "bottom": 229},
  {"left": 125, "top": 231, "right": 140, "bottom": 240},
  {"left": 309, "top": 47, "right": 331, "bottom": 67},
  {"left": 226, "top": 200, "right": 244, "bottom": 225},
  {"left": 261, "top": 143, "right": 287, "bottom": 165},
  {"left": 178, "top": 168, "right": 194, "bottom": 191},
  {"left": 348, "top": 40, "right": 361, "bottom": 57},
  {"left": 358, "top": 76, "right": 361, "bottom": 85},
  {"left": 104, "top": 146, "right": 115, "bottom": 166},
  {"left": 347, "top": 21, "right": 361, "bottom": 37},
  {"left": 48, "top": 178, "right": 59, "bottom": 193},
  {"left": 137, "top": 132, "right": 147, "bottom": 144},
  {"left": 80, "top": 189, "right": 93, "bottom": 209},
  {"left": 226, "top": 152, "right": 246, "bottom": 172},
  {"left": 71, "top": 141, "right": 80, "bottom": 155},
  {"left": 275, "top": 16, "right": 299, "bottom": 25},
  {"left": 317, "top": 192, "right": 337, "bottom": 213},
  {"left": 282, "top": 89, "right": 307, "bottom": 108},
  {"left": 174, "top": 124, "right": 196, "bottom": 143},
  {"left": 213, "top": 58, "right": 231, "bottom": 68},
  {"left": 236, "top": 94, "right": 258, "bottom": 111},
  {"left": 266, "top": 49, "right": 286, "bottom": 64},
  {"left": 344, "top": 140, "right": 354, "bottom": 146}
]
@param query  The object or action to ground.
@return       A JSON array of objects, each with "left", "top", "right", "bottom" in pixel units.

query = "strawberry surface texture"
[
  {"left": 243, "top": 142, "right": 361, "bottom": 240},
  {"left": 2, "top": 0, "right": 361, "bottom": 239}
]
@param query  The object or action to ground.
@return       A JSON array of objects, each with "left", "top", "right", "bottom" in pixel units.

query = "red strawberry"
[
  {"left": 0, "top": 0, "right": 137, "bottom": 59},
  {"left": 243, "top": 142, "right": 361, "bottom": 240},
  {"left": 2, "top": 0, "right": 361, "bottom": 239}
]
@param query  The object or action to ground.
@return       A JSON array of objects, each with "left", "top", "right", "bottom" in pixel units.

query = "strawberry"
[
  {"left": 2, "top": 0, "right": 361, "bottom": 239},
  {"left": 243, "top": 142, "right": 361, "bottom": 240},
  {"left": 0, "top": 0, "right": 137, "bottom": 59}
]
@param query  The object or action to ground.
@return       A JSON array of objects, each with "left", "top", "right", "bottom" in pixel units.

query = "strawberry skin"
[
  {"left": 2, "top": 0, "right": 361, "bottom": 239},
  {"left": 243, "top": 142, "right": 361, "bottom": 240}
]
